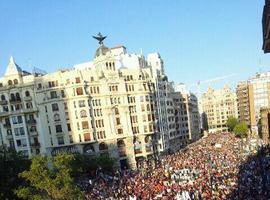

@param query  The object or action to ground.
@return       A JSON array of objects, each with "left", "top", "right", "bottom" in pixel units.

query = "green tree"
[
  {"left": 71, "top": 154, "right": 115, "bottom": 176},
  {"left": 15, "top": 153, "right": 83, "bottom": 200},
  {"left": 226, "top": 116, "right": 238, "bottom": 131},
  {"left": 0, "top": 145, "right": 30, "bottom": 200},
  {"left": 233, "top": 122, "right": 248, "bottom": 138}
]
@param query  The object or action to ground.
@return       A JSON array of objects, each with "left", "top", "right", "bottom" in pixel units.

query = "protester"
[{"left": 82, "top": 132, "right": 270, "bottom": 200}]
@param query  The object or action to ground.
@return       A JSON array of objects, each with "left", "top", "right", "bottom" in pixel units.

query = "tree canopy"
[
  {"left": 226, "top": 116, "right": 238, "bottom": 131},
  {"left": 0, "top": 145, "right": 30, "bottom": 200},
  {"left": 233, "top": 122, "right": 248, "bottom": 138},
  {"left": 15, "top": 153, "right": 83, "bottom": 200}
]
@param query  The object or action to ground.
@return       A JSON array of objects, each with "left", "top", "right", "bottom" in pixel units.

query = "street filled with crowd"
[{"left": 82, "top": 132, "right": 270, "bottom": 199}]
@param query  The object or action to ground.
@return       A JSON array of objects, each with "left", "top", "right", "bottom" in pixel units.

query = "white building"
[{"left": 0, "top": 35, "right": 200, "bottom": 168}]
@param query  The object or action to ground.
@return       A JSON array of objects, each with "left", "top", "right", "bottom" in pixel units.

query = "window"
[
  {"left": 8, "top": 80, "right": 12, "bottom": 85},
  {"left": 37, "top": 83, "right": 42, "bottom": 89},
  {"left": 79, "top": 100, "right": 85, "bottom": 107},
  {"left": 82, "top": 121, "right": 89, "bottom": 130},
  {"left": 67, "top": 123, "right": 71, "bottom": 131},
  {"left": 57, "top": 136, "right": 64, "bottom": 145},
  {"left": 18, "top": 116, "right": 23, "bottom": 123},
  {"left": 52, "top": 103, "right": 59, "bottom": 111},
  {"left": 117, "top": 128, "right": 123, "bottom": 134},
  {"left": 1, "top": 95, "right": 6, "bottom": 100},
  {"left": 61, "top": 90, "right": 65, "bottom": 98},
  {"left": 14, "top": 127, "right": 25, "bottom": 136},
  {"left": 76, "top": 87, "right": 83, "bottom": 95},
  {"left": 25, "top": 91, "right": 30, "bottom": 97},
  {"left": 84, "top": 133, "right": 91, "bottom": 142},
  {"left": 15, "top": 93, "right": 21, "bottom": 101},
  {"left": 99, "top": 142, "right": 108, "bottom": 150},
  {"left": 116, "top": 118, "right": 121, "bottom": 125},
  {"left": 55, "top": 125, "right": 62, "bottom": 133},
  {"left": 12, "top": 116, "right": 18, "bottom": 124},
  {"left": 75, "top": 77, "right": 81, "bottom": 83},
  {"left": 50, "top": 91, "right": 57, "bottom": 99},
  {"left": 54, "top": 114, "right": 60, "bottom": 121},
  {"left": 80, "top": 110, "right": 87, "bottom": 118}
]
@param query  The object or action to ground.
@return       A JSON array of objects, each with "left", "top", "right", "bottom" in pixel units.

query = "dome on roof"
[{"left": 95, "top": 44, "right": 109, "bottom": 58}]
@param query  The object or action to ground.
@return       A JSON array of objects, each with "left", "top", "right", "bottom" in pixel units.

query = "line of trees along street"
[{"left": 0, "top": 146, "right": 115, "bottom": 200}]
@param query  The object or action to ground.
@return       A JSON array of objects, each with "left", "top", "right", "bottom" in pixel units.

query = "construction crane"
[{"left": 189, "top": 73, "right": 237, "bottom": 98}]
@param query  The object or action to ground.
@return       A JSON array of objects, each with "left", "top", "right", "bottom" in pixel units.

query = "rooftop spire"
[
  {"left": 92, "top": 32, "right": 107, "bottom": 45},
  {"left": 4, "top": 56, "right": 22, "bottom": 76}
]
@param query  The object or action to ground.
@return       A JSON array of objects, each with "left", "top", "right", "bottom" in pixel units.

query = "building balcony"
[
  {"left": 27, "top": 119, "right": 37, "bottom": 125},
  {"left": 9, "top": 98, "right": 21, "bottom": 104},
  {"left": 29, "top": 130, "right": 38, "bottom": 136},
  {"left": 145, "top": 144, "right": 153, "bottom": 153},
  {"left": 0, "top": 100, "right": 8, "bottom": 105},
  {"left": 6, "top": 134, "right": 13, "bottom": 139},
  {"left": 30, "top": 142, "right": 40, "bottom": 148},
  {"left": 134, "top": 148, "right": 142, "bottom": 154},
  {"left": 24, "top": 96, "right": 32, "bottom": 101},
  {"left": 23, "top": 108, "right": 38, "bottom": 113},
  {"left": 0, "top": 111, "right": 9, "bottom": 117},
  {"left": 3, "top": 123, "right": 11, "bottom": 128}
]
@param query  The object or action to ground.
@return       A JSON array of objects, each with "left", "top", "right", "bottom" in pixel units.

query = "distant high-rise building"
[
  {"left": 237, "top": 72, "right": 270, "bottom": 134},
  {"left": 236, "top": 81, "right": 251, "bottom": 127},
  {"left": 201, "top": 86, "right": 238, "bottom": 133}
]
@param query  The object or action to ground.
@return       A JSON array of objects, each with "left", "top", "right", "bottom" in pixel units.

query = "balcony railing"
[
  {"left": 30, "top": 142, "right": 40, "bottom": 148},
  {"left": 3, "top": 123, "right": 11, "bottom": 128},
  {"left": 29, "top": 130, "right": 38, "bottom": 136},
  {"left": 24, "top": 96, "right": 32, "bottom": 101},
  {"left": 27, "top": 119, "right": 37, "bottom": 125},
  {"left": 0, "top": 111, "right": 9, "bottom": 117},
  {"left": 145, "top": 145, "right": 153, "bottom": 153},
  {"left": 9, "top": 98, "right": 21, "bottom": 103},
  {"left": 6, "top": 134, "right": 13, "bottom": 139},
  {"left": 0, "top": 100, "right": 8, "bottom": 105},
  {"left": 134, "top": 149, "right": 142, "bottom": 154}
]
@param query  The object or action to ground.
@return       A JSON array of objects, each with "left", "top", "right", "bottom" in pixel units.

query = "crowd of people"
[{"left": 81, "top": 132, "right": 270, "bottom": 199}]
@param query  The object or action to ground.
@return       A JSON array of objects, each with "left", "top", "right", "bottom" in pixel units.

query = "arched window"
[
  {"left": 8, "top": 80, "right": 12, "bottom": 85},
  {"left": 15, "top": 93, "right": 21, "bottom": 100},
  {"left": 80, "top": 110, "right": 87, "bottom": 118},
  {"left": 117, "top": 139, "right": 125, "bottom": 148},
  {"left": 10, "top": 93, "right": 15, "bottom": 101},
  {"left": 54, "top": 113, "right": 60, "bottom": 121},
  {"left": 1, "top": 95, "right": 5, "bottom": 101},
  {"left": 115, "top": 107, "right": 119, "bottom": 115},
  {"left": 25, "top": 91, "right": 30, "bottom": 97},
  {"left": 145, "top": 136, "right": 151, "bottom": 143},
  {"left": 13, "top": 79, "right": 18, "bottom": 85},
  {"left": 99, "top": 142, "right": 108, "bottom": 151}
]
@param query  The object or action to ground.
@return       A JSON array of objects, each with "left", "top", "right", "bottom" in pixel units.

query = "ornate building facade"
[
  {"left": 201, "top": 86, "right": 238, "bottom": 133},
  {"left": 0, "top": 35, "right": 200, "bottom": 168}
]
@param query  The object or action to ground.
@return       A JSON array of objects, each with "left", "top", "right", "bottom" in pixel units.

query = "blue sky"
[{"left": 0, "top": 0, "right": 269, "bottom": 93}]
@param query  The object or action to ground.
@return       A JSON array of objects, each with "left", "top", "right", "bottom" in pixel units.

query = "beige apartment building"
[
  {"left": 237, "top": 72, "right": 270, "bottom": 134},
  {"left": 236, "top": 81, "right": 251, "bottom": 127},
  {"left": 201, "top": 86, "right": 238, "bottom": 133},
  {"left": 0, "top": 35, "right": 200, "bottom": 168},
  {"left": 170, "top": 91, "right": 200, "bottom": 151}
]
